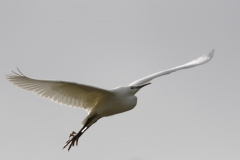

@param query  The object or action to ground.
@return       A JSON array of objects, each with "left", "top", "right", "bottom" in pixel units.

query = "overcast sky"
[{"left": 1, "top": 0, "right": 240, "bottom": 160}]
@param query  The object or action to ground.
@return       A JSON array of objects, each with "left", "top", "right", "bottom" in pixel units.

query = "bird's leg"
[{"left": 63, "top": 115, "right": 100, "bottom": 151}]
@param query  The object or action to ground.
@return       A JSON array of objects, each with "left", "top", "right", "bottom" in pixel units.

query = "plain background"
[{"left": 1, "top": 0, "right": 239, "bottom": 160}]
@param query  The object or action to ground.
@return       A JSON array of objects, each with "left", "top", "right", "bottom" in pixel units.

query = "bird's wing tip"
[
  {"left": 6, "top": 67, "right": 26, "bottom": 77},
  {"left": 208, "top": 49, "right": 215, "bottom": 59}
]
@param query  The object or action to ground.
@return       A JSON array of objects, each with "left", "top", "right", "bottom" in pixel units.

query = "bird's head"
[
  {"left": 129, "top": 83, "right": 151, "bottom": 94},
  {"left": 112, "top": 83, "right": 151, "bottom": 96}
]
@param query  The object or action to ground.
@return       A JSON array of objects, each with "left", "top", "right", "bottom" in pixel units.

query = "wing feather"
[
  {"left": 129, "top": 49, "right": 214, "bottom": 86},
  {"left": 6, "top": 70, "right": 113, "bottom": 112}
]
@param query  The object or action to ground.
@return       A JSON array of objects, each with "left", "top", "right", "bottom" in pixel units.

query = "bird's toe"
[{"left": 69, "top": 131, "right": 76, "bottom": 138}]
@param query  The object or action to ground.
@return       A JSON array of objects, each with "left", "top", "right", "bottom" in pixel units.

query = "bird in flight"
[{"left": 7, "top": 49, "right": 214, "bottom": 151}]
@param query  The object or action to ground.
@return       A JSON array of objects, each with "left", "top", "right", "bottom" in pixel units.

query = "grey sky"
[{"left": 1, "top": 0, "right": 239, "bottom": 159}]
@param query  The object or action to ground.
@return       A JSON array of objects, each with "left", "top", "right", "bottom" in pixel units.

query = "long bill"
[{"left": 132, "top": 83, "right": 151, "bottom": 89}]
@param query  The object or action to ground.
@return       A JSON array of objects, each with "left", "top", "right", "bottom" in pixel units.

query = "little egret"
[{"left": 7, "top": 49, "right": 214, "bottom": 151}]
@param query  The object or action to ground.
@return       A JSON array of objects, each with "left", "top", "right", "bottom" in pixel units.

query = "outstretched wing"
[
  {"left": 129, "top": 49, "right": 214, "bottom": 86},
  {"left": 6, "top": 69, "right": 113, "bottom": 112}
]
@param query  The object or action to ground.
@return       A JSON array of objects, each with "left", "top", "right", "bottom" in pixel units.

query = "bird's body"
[
  {"left": 80, "top": 86, "right": 138, "bottom": 126},
  {"left": 7, "top": 49, "right": 214, "bottom": 151},
  {"left": 108, "top": 87, "right": 138, "bottom": 114}
]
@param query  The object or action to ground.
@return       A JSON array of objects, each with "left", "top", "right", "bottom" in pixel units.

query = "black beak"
[
  {"left": 132, "top": 83, "right": 151, "bottom": 89},
  {"left": 138, "top": 83, "right": 151, "bottom": 88}
]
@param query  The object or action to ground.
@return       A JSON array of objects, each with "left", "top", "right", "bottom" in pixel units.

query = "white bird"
[{"left": 7, "top": 49, "right": 214, "bottom": 151}]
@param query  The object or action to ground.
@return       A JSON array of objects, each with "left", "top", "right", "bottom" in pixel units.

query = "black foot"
[
  {"left": 69, "top": 131, "right": 76, "bottom": 138},
  {"left": 63, "top": 131, "right": 80, "bottom": 151}
]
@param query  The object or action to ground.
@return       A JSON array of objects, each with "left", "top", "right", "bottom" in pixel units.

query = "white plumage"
[
  {"left": 7, "top": 70, "right": 113, "bottom": 112},
  {"left": 7, "top": 49, "right": 214, "bottom": 151}
]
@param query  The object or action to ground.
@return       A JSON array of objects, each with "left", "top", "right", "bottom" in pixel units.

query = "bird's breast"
[
  {"left": 97, "top": 96, "right": 137, "bottom": 116},
  {"left": 121, "top": 95, "right": 137, "bottom": 110}
]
